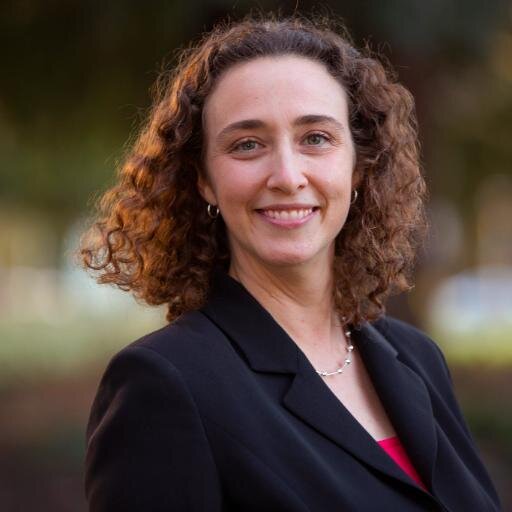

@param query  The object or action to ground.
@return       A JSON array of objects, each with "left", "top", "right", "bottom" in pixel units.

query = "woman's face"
[{"left": 199, "top": 55, "right": 356, "bottom": 272}]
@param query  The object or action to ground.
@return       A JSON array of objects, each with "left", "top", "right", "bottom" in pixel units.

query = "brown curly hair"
[{"left": 79, "top": 12, "right": 427, "bottom": 326}]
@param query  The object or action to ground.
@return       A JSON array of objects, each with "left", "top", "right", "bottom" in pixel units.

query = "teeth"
[{"left": 261, "top": 208, "right": 314, "bottom": 220}]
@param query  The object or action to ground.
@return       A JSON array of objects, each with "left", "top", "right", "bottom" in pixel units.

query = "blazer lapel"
[
  {"left": 281, "top": 355, "right": 428, "bottom": 490},
  {"left": 201, "top": 271, "right": 437, "bottom": 492},
  {"left": 353, "top": 323, "right": 438, "bottom": 488}
]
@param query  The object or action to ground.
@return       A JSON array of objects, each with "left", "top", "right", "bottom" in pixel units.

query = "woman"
[{"left": 80, "top": 14, "right": 502, "bottom": 511}]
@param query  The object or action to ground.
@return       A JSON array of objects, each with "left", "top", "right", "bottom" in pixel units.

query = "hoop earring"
[
  {"left": 207, "top": 203, "right": 219, "bottom": 219},
  {"left": 350, "top": 189, "right": 358, "bottom": 205}
]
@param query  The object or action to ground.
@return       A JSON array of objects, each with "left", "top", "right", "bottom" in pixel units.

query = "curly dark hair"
[{"left": 79, "top": 12, "right": 427, "bottom": 326}]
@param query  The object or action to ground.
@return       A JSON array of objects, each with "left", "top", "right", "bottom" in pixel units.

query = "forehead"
[{"left": 203, "top": 55, "right": 349, "bottom": 135}]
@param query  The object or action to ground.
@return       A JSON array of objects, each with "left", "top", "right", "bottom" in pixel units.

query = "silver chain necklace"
[{"left": 315, "top": 328, "right": 354, "bottom": 378}]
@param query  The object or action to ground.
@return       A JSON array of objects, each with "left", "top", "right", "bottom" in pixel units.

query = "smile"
[{"left": 255, "top": 207, "right": 319, "bottom": 228}]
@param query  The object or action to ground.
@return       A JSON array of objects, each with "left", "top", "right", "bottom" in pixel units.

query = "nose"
[{"left": 266, "top": 142, "right": 308, "bottom": 193}]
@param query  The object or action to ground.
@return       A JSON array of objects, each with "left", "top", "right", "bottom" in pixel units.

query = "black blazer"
[{"left": 84, "top": 271, "right": 501, "bottom": 511}]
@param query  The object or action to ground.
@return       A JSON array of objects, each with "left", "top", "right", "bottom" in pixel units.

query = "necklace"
[{"left": 315, "top": 327, "right": 354, "bottom": 378}]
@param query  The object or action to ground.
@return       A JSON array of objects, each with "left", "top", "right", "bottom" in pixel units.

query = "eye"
[
  {"left": 231, "top": 139, "right": 261, "bottom": 152},
  {"left": 305, "top": 132, "right": 331, "bottom": 146},
  {"left": 306, "top": 133, "right": 331, "bottom": 146}
]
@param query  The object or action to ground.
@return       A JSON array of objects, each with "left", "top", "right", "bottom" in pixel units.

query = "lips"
[
  {"left": 260, "top": 207, "right": 314, "bottom": 220},
  {"left": 255, "top": 206, "right": 319, "bottom": 228}
]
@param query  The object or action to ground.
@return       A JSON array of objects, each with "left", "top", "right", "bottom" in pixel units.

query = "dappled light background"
[{"left": 1, "top": 1, "right": 511, "bottom": 509}]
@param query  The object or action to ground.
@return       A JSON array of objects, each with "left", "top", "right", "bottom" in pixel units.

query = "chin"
[{"left": 256, "top": 246, "right": 320, "bottom": 268}]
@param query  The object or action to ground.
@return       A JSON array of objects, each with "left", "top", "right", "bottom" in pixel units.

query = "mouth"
[
  {"left": 254, "top": 206, "right": 320, "bottom": 228},
  {"left": 257, "top": 206, "right": 318, "bottom": 219}
]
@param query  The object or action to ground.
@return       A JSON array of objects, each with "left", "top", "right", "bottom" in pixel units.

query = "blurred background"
[{"left": 1, "top": 0, "right": 511, "bottom": 509}]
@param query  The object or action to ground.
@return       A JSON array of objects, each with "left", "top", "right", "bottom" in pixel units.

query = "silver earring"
[
  {"left": 350, "top": 189, "right": 358, "bottom": 205},
  {"left": 207, "top": 203, "right": 219, "bottom": 219}
]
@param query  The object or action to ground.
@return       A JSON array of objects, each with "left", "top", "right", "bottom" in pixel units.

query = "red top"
[{"left": 377, "top": 436, "right": 428, "bottom": 491}]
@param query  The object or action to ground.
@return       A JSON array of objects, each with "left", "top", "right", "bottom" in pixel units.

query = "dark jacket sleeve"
[{"left": 84, "top": 345, "right": 223, "bottom": 511}]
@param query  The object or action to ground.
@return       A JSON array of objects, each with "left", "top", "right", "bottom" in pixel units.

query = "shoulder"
[
  {"left": 97, "top": 309, "right": 238, "bottom": 402},
  {"left": 371, "top": 314, "right": 434, "bottom": 343},
  {"left": 370, "top": 315, "right": 452, "bottom": 384},
  {"left": 87, "top": 309, "right": 228, "bottom": 436},
  {"left": 84, "top": 316, "right": 224, "bottom": 510},
  {"left": 121, "top": 309, "right": 229, "bottom": 369},
  {"left": 369, "top": 316, "right": 484, "bottom": 444},
  {"left": 371, "top": 314, "right": 445, "bottom": 358}
]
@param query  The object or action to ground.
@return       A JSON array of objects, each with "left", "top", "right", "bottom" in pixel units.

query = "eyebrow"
[{"left": 215, "top": 114, "right": 345, "bottom": 143}]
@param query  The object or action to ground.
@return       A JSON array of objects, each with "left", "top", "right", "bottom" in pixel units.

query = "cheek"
[
  {"left": 322, "top": 150, "right": 354, "bottom": 182},
  {"left": 320, "top": 168, "right": 352, "bottom": 202},
  {"left": 317, "top": 172, "right": 352, "bottom": 227},
  {"left": 215, "top": 163, "right": 261, "bottom": 208}
]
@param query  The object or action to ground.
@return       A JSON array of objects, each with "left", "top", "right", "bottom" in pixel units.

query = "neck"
[{"left": 228, "top": 253, "right": 343, "bottom": 354}]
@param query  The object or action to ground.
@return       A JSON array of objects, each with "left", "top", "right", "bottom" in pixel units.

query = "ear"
[
  {"left": 351, "top": 174, "right": 363, "bottom": 191},
  {"left": 351, "top": 159, "right": 364, "bottom": 190},
  {"left": 196, "top": 173, "right": 217, "bottom": 205}
]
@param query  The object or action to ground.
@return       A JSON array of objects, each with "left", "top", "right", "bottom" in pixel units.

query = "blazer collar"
[
  {"left": 201, "top": 270, "right": 438, "bottom": 497},
  {"left": 201, "top": 270, "right": 398, "bottom": 374},
  {"left": 201, "top": 269, "right": 299, "bottom": 374}
]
